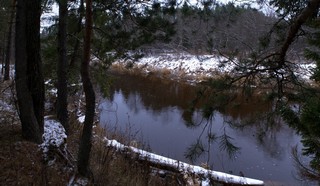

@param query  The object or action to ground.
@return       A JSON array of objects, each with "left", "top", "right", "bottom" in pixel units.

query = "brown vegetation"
[{"left": 110, "top": 62, "right": 211, "bottom": 83}]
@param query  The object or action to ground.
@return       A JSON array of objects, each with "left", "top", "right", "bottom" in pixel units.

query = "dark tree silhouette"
[
  {"left": 69, "top": 0, "right": 84, "bottom": 68},
  {"left": 15, "top": 0, "right": 44, "bottom": 143},
  {"left": 4, "top": 0, "right": 15, "bottom": 80},
  {"left": 77, "top": 0, "right": 95, "bottom": 176},
  {"left": 57, "top": 0, "right": 69, "bottom": 133}
]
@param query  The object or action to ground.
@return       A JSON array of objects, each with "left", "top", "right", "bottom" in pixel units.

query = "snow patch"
[
  {"left": 0, "top": 100, "right": 13, "bottom": 111},
  {"left": 40, "top": 118, "right": 67, "bottom": 156},
  {"left": 295, "top": 63, "right": 316, "bottom": 80},
  {"left": 115, "top": 53, "right": 232, "bottom": 79},
  {"left": 71, "top": 178, "right": 88, "bottom": 186},
  {"left": 114, "top": 53, "right": 316, "bottom": 82},
  {"left": 201, "top": 178, "right": 211, "bottom": 186},
  {"left": 49, "top": 88, "right": 58, "bottom": 95},
  {"left": 78, "top": 115, "right": 85, "bottom": 123}
]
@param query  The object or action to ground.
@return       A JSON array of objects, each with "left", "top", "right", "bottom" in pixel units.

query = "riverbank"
[
  {"left": 0, "top": 71, "right": 264, "bottom": 185},
  {"left": 111, "top": 52, "right": 316, "bottom": 84},
  {"left": 1, "top": 51, "right": 317, "bottom": 185}
]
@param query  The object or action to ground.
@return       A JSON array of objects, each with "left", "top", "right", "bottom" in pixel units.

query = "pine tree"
[{"left": 15, "top": 0, "right": 44, "bottom": 143}]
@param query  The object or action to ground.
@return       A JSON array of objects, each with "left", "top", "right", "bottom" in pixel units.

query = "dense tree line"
[
  {"left": 0, "top": 0, "right": 15, "bottom": 81},
  {"left": 165, "top": 2, "right": 278, "bottom": 55}
]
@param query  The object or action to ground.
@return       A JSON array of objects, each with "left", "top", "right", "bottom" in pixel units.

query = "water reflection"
[
  {"left": 108, "top": 73, "right": 196, "bottom": 112},
  {"left": 99, "top": 72, "right": 317, "bottom": 185}
]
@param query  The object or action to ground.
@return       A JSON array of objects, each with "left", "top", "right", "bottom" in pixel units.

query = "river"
[{"left": 99, "top": 72, "right": 316, "bottom": 186}]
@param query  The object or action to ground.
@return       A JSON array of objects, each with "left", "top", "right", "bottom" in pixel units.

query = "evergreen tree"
[
  {"left": 15, "top": 0, "right": 44, "bottom": 143},
  {"left": 4, "top": 0, "right": 15, "bottom": 80},
  {"left": 0, "top": 0, "right": 12, "bottom": 79},
  {"left": 77, "top": 0, "right": 95, "bottom": 176},
  {"left": 57, "top": 0, "right": 69, "bottom": 133}
]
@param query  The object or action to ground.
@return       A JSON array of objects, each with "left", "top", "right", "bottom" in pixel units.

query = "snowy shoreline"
[
  {"left": 111, "top": 53, "right": 231, "bottom": 83},
  {"left": 111, "top": 52, "right": 316, "bottom": 83}
]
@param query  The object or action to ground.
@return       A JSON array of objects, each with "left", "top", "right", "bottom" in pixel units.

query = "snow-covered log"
[{"left": 105, "top": 139, "right": 264, "bottom": 186}]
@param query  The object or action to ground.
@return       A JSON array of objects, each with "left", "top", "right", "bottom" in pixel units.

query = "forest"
[{"left": 0, "top": 0, "right": 320, "bottom": 185}]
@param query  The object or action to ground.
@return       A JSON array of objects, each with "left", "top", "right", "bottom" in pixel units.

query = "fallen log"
[{"left": 105, "top": 138, "right": 264, "bottom": 186}]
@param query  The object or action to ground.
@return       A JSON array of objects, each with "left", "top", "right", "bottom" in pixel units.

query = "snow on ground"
[
  {"left": 295, "top": 63, "right": 317, "bottom": 80},
  {"left": 0, "top": 77, "right": 15, "bottom": 124},
  {"left": 40, "top": 118, "right": 67, "bottom": 157},
  {"left": 0, "top": 100, "right": 13, "bottom": 112},
  {"left": 113, "top": 53, "right": 316, "bottom": 82},
  {"left": 0, "top": 68, "right": 15, "bottom": 113},
  {"left": 105, "top": 138, "right": 264, "bottom": 185},
  {"left": 136, "top": 53, "right": 233, "bottom": 75},
  {"left": 113, "top": 53, "right": 232, "bottom": 81},
  {"left": 78, "top": 115, "right": 85, "bottom": 123}
]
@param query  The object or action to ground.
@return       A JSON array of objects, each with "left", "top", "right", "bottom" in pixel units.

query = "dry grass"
[
  {"left": 111, "top": 60, "right": 236, "bottom": 84},
  {"left": 0, "top": 80, "right": 73, "bottom": 185},
  {"left": 0, "top": 124, "right": 43, "bottom": 185},
  {"left": 0, "top": 106, "right": 74, "bottom": 185},
  {"left": 90, "top": 124, "right": 185, "bottom": 186},
  {"left": 0, "top": 81, "right": 45, "bottom": 185}
]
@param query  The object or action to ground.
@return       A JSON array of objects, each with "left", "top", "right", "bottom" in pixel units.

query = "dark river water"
[{"left": 99, "top": 72, "right": 316, "bottom": 186}]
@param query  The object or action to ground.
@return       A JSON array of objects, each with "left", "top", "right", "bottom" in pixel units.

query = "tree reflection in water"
[
  {"left": 105, "top": 72, "right": 319, "bottom": 184},
  {"left": 183, "top": 116, "right": 240, "bottom": 166},
  {"left": 288, "top": 96, "right": 320, "bottom": 182},
  {"left": 185, "top": 78, "right": 320, "bottom": 183}
]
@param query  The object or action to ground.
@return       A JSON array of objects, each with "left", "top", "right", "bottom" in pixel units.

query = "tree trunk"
[
  {"left": 25, "top": 0, "right": 44, "bottom": 133},
  {"left": 4, "top": 0, "right": 16, "bottom": 80},
  {"left": 77, "top": 0, "right": 95, "bottom": 177},
  {"left": 1, "top": 46, "right": 4, "bottom": 75},
  {"left": 69, "top": 0, "right": 84, "bottom": 68},
  {"left": 278, "top": 0, "right": 320, "bottom": 65},
  {"left": 57, "top": 0, "right": 69, "bottom": 133},
  {"left": 15, "top": 0, "right": 42, "bottom": 143},
  {"left": 1, "top": 29, "right": 6, "bottom": 73}
]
